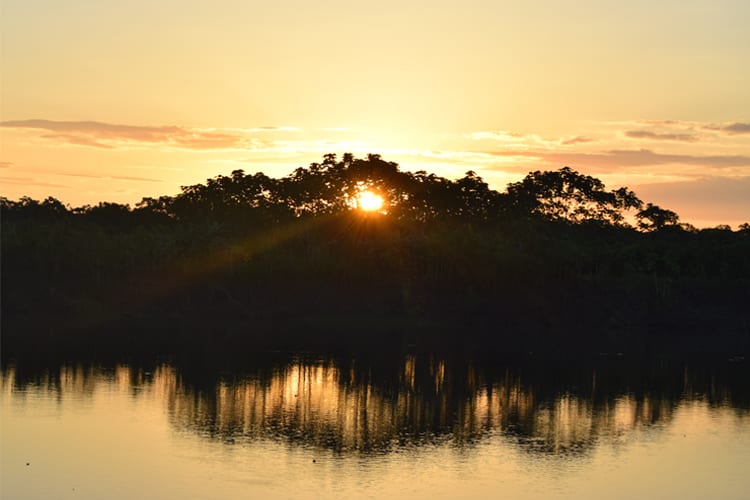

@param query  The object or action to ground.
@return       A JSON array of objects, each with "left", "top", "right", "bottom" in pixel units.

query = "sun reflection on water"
[
  {"left": 2, "top": 356, "right": 749, "bottom": 500},
  {"left": 2, "top": 357, "right": 749, "bottom": 456}
]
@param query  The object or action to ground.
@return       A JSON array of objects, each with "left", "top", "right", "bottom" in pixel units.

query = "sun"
[{"left": 357, "top": 190, "right": 384, "bottom": 212}]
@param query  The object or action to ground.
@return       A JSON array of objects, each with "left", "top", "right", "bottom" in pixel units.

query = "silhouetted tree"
[
  {"left": 74, "top": 202, "right": 132, "bottom": 229},
  {"left": 1, "top": 196, "right": 70, "bottom": 222},
  {"left": 452, "top": 171, "right": 503, "bottom": 219},
  {"left": 3, "top": 153, "right": 750, "bottom": 356},
  {"left": 636, "top": 203, "right": 680, "bottom": 232},
  {"left": 506, "top": 167, "right": 642, "bottom": 224}
]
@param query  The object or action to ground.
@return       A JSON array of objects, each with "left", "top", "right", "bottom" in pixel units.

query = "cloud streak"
[
  {"left": 59, "top": 172, "right": 163, "bottom": 182},
  {"left": 0, "top": 176, "right": 69, "bottom": 189},
  {"left": 633, "top": 176, "right": 750, "bottom": 223},
  {"left": 486, "top": 148, "right": 750, "bottom": 170},
  {"left": 560, "top": 136, "right": 594, "bottom": 146},
  {"left": 712, "top": 122, "right": 750, "bottom": 135},
  {"left": 625, "top": 130, "right": 700, "bottom": 142},
  {"left": 0, "top": 119, "right": 271, "bottom": 150}
]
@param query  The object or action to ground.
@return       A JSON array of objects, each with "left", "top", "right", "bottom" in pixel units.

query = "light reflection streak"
[{"left": 2, "top": 357, "right": 748, "bottom": 456}]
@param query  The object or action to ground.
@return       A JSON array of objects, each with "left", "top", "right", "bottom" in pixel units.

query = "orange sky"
[{"left": 1, "top": 0, "right": 749, "bottom": 227}]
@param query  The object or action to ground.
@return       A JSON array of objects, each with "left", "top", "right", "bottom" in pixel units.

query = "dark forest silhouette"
[{"left": 2, "top": 154, "right": 749, "bottom": 356}]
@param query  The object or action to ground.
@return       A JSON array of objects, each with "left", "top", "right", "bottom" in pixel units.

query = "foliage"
[
  {"left": 636, "top": 203, "right": 681, "bottom": 232},
  {"left": 506, "top": 166, "right": 642, "bottom": 224},
  {"left": 2, "top": 155, "right": 749, "bottom": 355}
]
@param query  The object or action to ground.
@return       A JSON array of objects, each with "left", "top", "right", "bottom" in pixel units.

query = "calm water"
[{"left": 2, "top": 354, "right": 749, "bottom": 499}]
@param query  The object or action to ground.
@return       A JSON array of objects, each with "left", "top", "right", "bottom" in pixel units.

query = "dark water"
[{"left": 2, "top": 353, "right": 749, "bottom": 499}]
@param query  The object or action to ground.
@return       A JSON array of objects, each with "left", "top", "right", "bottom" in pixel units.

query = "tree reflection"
[{"left": 2, "top": 356, "right": 748, "bottom": 456}]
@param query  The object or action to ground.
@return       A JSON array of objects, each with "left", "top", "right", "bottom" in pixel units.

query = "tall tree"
[
  {"left": 636, "top": 203, "right": 680, "bottom": 232},
  {"left": 506, "top": 167, "right": 642, "bottom": 225}
]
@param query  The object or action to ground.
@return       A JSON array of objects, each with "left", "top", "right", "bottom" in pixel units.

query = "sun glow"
[{"left": 357, "top": 191, "right": 384, "bottom": 212}]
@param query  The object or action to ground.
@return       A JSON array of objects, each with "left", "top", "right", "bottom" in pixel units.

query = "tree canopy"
[
  {"left": 3, "top": 154, "right": 749, "bottom": 356},
  {"left": 505, "top": 167, "right": 642, "bottom": 225},
  {"left": 636, "top": 203, "right": 681, "bottom": 232},
  {"left": 2, "top": 154, "right": 744, "bottom": 233}
]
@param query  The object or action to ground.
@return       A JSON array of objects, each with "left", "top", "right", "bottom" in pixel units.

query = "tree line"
[
  {"left": 2, "top": 154, "right": 749, "bottom": 356},
  {"left": 4, "top": 153, "right": 731, "bottom": 232}
]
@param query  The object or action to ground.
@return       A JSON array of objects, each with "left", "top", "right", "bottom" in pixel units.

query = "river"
[{"left": 2, "top": 353, "right": 749, "bottom": 499}]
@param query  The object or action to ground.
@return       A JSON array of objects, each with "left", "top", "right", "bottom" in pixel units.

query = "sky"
[{"left": 1, "top": 0, "right": 749, "bottom": 227}]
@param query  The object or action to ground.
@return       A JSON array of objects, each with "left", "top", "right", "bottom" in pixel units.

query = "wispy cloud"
[
  {"left": 0, "top": 119, "right": 275, "bottom": 150},
  {"left": 587, "top": 119, "right": 750, "bottom": 144},
  {"left": 707, "top": 122, "right": 750, "bottom": 135},
  {"left": 560, "top": 136, "right": 594, "bottom": 146},
  {"left": 636, "top": 175, "right": 750, "bottom": 202},
  {"left": 633, "top": 176, "right": 750, "bottom": 224},
  {"left": 0, "top": 161, "right": 14, "bottom": 168},
  {"left": 486, "top": 149, "right": 750, "bottom": 170},
  {"left": 638, "top": 120, "right": 683, "bottom": 126},
  {"left": 59, "top": 172, "right": 163, "bottom": 182},
  {"left": 640, "top": 120, "right": 750, "bottom": 136},
  {"left": 625, "top": 130, "right": 701, "bottom": 142},
  {"left": 468, "top": 130, "right": 600, "bottom": 148},
  {"left": 0, "top": 176, "right": 69, "bottom": 189},
  {"left": 248, "top": 126, "right": 300, "bottom": 132},
  {"left": 466, "top": 130, "right": 563, "bottom": 150},
  {"left": 468, "top": 131, "right": 526, "bottom": 141},
  {"left": 41, "top": 133, "right": 117, "bottom": 149}
]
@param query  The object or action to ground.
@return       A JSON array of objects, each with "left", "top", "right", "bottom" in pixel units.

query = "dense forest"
[{"left": 2, "top": 154, "right": 749, "bottom": 357}]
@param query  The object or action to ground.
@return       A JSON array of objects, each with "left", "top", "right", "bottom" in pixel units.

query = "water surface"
[{"left": 2, "top": 354, "right": 749, "bottom": 499}]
